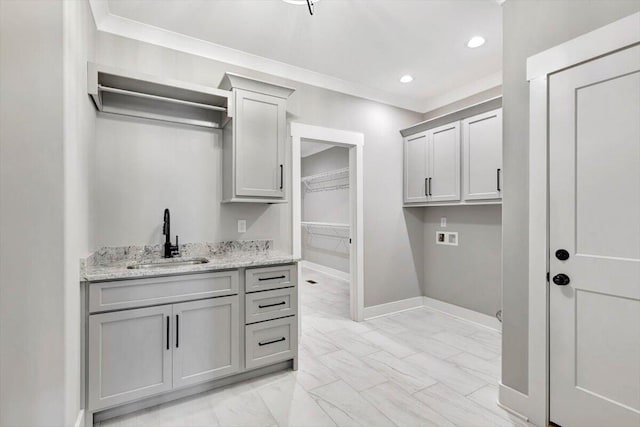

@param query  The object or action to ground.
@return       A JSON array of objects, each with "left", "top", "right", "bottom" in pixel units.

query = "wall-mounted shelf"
[
  {"left": 301, "top": 168, "right": 349, "bottom": 193},
  {"left": 88, "top": 62, "right": 231, "bottom": 129},
  {"left": 301, "top": 221, "right": 350, "bottom": 253}
]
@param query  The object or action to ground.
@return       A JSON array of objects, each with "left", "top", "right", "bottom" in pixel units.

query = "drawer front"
[
  {"left": 89, "top": 271, "right": 239, "bottom": 313},
  {"left": 245, "top": 287, "right": 297, "bottom": 324},
  {"left": 245, "top": 316, "right": 297, "bottom": 370},
  {"left": 245, "top": 264, "right": 297, "bottom": 293}
]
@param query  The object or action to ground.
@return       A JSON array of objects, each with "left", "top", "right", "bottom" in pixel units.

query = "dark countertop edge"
[{"left": 82, "top": 256, "right": 300, "bottom": 283}]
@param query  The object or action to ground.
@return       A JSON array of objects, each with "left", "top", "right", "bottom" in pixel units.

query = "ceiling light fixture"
[
  {"left": 467, "top": 36, "right": 486, "bottom": 48},
  {"left": 282, "top": 0, "right": 321, "bottom": 16},
  {"left": 400, "top": 75, "right": 414, "bottom": 83}
]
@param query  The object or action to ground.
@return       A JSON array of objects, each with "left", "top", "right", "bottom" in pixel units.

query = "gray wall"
[
  {"left": 423, "top": 206, "right": 502, "bottom": 317},
  {"left": 63, "top": 0, "right": 97, "bottom": 423},
  {"left": 1, "top": 1, "right": 65, "bottom": 425},
  {"left": 94, "top": 32, "right": 425, "bottom": 307},
  {"left": 301, "top": 146, "right": 350, "bottom": 273},
  {"left": 501, "top": 0, "right": 640, "bottom": 395}
]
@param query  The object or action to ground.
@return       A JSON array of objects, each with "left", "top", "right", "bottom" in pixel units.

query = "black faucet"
[{"left": 163, "top": 208, "right": 179, "bottom": 258}]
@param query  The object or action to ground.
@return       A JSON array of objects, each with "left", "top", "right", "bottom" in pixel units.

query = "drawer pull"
[
  {"left": 166, "top": 316, "right": 170, "bottom": 350},
  {"left": 258, "top": 275, "right": 286, "bottom": 282},
  {"left": 258, "top": 337, "right": 286, "bottom": 346},
  {"left": 258, "top": 301, "right": 286, "bottom": 309}
]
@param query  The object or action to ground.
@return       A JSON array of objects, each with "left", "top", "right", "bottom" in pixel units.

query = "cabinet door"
[
  {"left": 89, "top": 305, "right": 173, "bottom": 410},
  {"left": 428, "top": 122, "right": 460, "bottom": 202},
  {"left": 172, "top": 296, "right": 240, "bottom": 389},
  {"left": 462, "top": 109, "right": 502, "bottom": 200},
  {"left": 403, "top": 132, "right": 428, "bottom": 203},
  {"left": 235, "top": 89, "right": 286, "bottom": 198}
]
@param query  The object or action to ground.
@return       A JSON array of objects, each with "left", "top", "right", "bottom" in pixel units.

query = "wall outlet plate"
[
  {"left": 440, "top": 217, "right": 447, "bottom": 227},
  {"left": 436, "top": 231, "right": 458, "bottom": 246},
  {"left": 238, "top": 220, "right": 246, "bottom": 233}
]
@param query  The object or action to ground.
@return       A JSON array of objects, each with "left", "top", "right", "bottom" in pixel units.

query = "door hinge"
[{"left": 546, "top": 272, "right": 550, "bottom": 282}]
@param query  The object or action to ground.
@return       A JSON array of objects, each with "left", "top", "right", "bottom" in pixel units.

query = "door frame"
[
  {"left": 290, "top": 122, "right": 365, "bottom": 322},
  {"left": 516, "top": 12, "right": 640, "bottom": 427}
]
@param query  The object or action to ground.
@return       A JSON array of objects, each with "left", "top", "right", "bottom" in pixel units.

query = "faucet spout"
[{"left": 162, "top": 208, "right": 179, "bottom": 258}]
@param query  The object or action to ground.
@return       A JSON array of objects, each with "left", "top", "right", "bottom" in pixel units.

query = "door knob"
[
  {"left": 552, "top": 274, "right": 570, "bottom": 286},
  {"left": 555, "top": 249, "right": 570, "bottom": 261}
]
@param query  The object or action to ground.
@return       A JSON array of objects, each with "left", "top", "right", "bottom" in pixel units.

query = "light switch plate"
[
  {"left": 237, "top": 220, "right": 246, "bottom": 233},
  {"left": 436, "top": 231, "right": 458, "bottom": 246},
  {"left": 440, "top": 217, "right": 447, "bottom": 227}
]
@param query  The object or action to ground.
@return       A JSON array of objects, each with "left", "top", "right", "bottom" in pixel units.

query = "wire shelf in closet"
[
  {"left": 301, "top": 167, "right": 349, "bottom": 193},
  {"left": 301, "top": 221, "right": 350, "bottom": 253}
]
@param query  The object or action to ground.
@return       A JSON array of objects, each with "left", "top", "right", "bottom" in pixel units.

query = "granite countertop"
[{"left": 81, "top": 240, "right": 299, "bottom": 282}]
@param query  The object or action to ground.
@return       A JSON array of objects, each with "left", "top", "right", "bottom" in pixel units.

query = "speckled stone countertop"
[{"left": 81, "top": 240, "right": 299, "bottom": 282}]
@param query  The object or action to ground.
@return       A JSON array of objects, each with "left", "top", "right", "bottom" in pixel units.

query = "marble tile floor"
[{"left": 98, "top": 268, "right": 530, "bottom": 427}]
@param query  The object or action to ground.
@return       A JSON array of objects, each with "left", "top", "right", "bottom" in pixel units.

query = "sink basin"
[{"left": 127, "top": 258, "right": 209, "bottom": 269}]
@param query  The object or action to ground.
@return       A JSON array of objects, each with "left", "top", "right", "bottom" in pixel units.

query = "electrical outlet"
[
  {"left": 436, "top": 231, "right": 458, "bottom": 246},
  {"left": 237, "top": 220, "right": 246, "bottom": 233},
  {"left": 440, "top": 217, "right": 447, "bottom": 227}
]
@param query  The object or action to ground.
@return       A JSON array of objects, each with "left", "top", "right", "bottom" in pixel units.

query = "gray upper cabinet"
[
  {"left": 89, "top": 305, "right": 173, "bottom": 411},
  {"left": 462, "top": 109, "right": 503, "bottom": 200},
  {"left": 219, "top": 73, "right": 295, "bottom": 203},
  {"left": 172, "top": 296, "right": 240, "bottom": 389},
  {"left": 403, "top": 132, "right": 428, "bottom": 203},
  {"left": 429, "top": 122, "right": 461, "bottom": 202},
  {"left": 403, "top": 123, "right": 460, "bottom": 204}
]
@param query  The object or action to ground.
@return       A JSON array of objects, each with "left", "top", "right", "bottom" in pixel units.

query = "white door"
[
  {"left": 172, "top": 296, "right": 240, "bottom": 388},
  {"left": 463, "top": 109, "right": 502, "bottom": 200},
  {"left": 88, "top": 305, "right": 173, "bottom": 410},
  {"left": 235, "top": 89, "right": 286, "bottom": 198},
  {"left": 429, "top": 122, "right": 460, "bottom": 202},
  {"left": 549, "top": 44, "right": 640, "bottom": 427},
  {"left": 403, "top": 131, "right": 428, "bottom": 203}
]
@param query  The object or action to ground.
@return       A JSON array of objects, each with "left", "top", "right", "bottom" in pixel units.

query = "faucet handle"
[{"left": 172, "top": 235, "right": 180, "bottom": 256}]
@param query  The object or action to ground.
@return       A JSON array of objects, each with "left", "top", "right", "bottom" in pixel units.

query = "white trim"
[
  {"left": 525, "top": 11, "right": 640, "bottom": 427},
  {"left": 300, "top": 260, "right": 350, "bottom": 282},
  {"left": 498, "top": 383, "right": 530, "bottom": 421},
  {"left": 291, "top": 123, "right": 365, "bottom": 322},
  {"left": 422, "top": 297, "right": 501, "bottom": 332},
  {"left": 88, "top": 0, "right": 501, "bottom": 114},
  {"left": 527, "top": 12, "right": 640, "bottom": 80},
  {"left": 363, "top": 297, "right": 425, "bottom": 320},
  {"left": 74, "top": 410, "right": 85, "bottom": 427}
]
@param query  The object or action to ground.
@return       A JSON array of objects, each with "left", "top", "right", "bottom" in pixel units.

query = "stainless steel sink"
[{"left": 127, "top": 258, "right": 209, "bottom": 269}]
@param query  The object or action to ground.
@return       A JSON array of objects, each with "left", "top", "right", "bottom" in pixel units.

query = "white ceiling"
[{"left": 99, "top": 0, "right": 503, "bottom": 113}]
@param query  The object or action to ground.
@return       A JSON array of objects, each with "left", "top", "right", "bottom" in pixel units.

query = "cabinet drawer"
[
  {"left": 245, "top": 264, "right": 297, "bottom": 293},
  {"left": 245, "top": 316, "right": 297, "bottom": 370},
  {"left": 89, "top": 271, "right": 239, "bottom": 313},
  {"left": 245, "top": 287, "right": 297, "bottom": 324}
]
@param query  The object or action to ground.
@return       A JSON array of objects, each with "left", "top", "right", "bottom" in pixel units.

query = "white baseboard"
[
  {"left": 363, "top": 296, "right": 424, "bottom": 320},
  {"left": 74, "top": 410, "right": 85, "bottom": 427},
  {"left": 301, "top": 260, "right": 350, "bottom": 282},
  {"left": 422, "top": 296, "right": 502, "bottom": 332},
  {"left": 498, "top": 382, "right": 530, "bottom": 422}
]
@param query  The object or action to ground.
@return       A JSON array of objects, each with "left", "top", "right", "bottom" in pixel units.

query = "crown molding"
[{"left": 88, "top": 0, "right": 501, "bottom": 114}]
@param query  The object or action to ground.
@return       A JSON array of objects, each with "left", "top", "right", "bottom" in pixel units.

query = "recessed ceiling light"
[
  {"left": 400, "top": 75, "right": 414, "bottom": 83},
  {"left": 467, "top": 36, "right": 486, "bottom": 48}
]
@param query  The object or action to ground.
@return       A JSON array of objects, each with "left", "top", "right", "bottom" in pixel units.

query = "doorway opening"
[{"left": 291, "top": 123, "right": 364, "bottom": 323}]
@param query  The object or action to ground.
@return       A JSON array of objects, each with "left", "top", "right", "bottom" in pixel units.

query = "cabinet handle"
[
  {"left": 280, "top": 164, "right": 283, "bottom": 190},
  {"left": 166, "top": 316, "right": 170, "bottom": 350},
  {"left": 497, "top": 168, "right": 501, "bottom": 192},
  {"left": 258, "top": 301, "right": 286, "bottom": 309},
  {"left": 176, "top": 314, "right": 179, "bottom": 348},
  {"left": 429, "top": 177, "right": 432, "bottom": 196},
  {"left": 425, "top": 178, "right": 428, "bottom": 197},
  {"left": 259, "top": 337, "right": 286, "bottom": 346},
  {"left": 258, "top": 275, "right": 286, "bottom": 281}
]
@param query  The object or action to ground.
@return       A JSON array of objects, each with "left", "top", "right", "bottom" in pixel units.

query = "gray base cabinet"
[
  {"left": 89, "top": 305, "right": 173, "bottom": 410},
  {"left": 85, "top": 263, "right": 298, "bottom": 423},
  {"left": 172, "top": 296, "right": 240, "bottom": 388}
]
